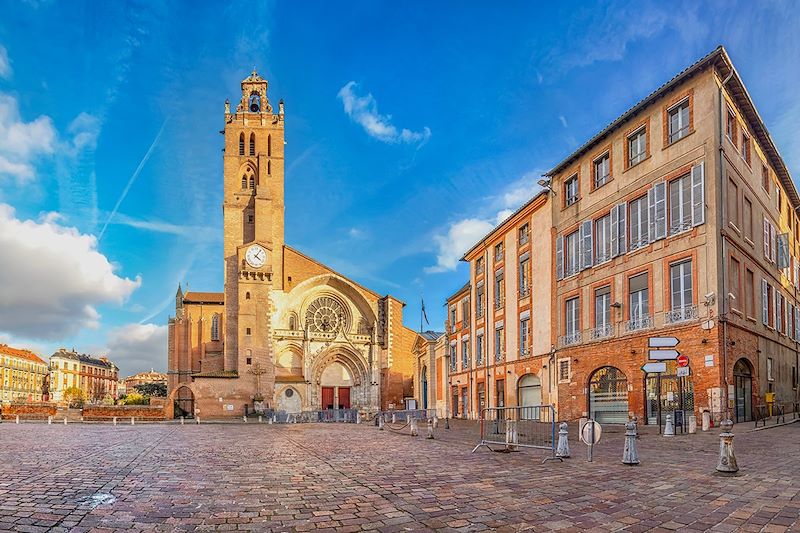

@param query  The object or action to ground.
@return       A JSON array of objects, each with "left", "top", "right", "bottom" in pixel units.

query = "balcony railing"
[
  {"left": 559, "top": 331, "right": 582, "bottom": 347},
  {"left": 624, "top": 315, "right": 654, "bottom": 332},
  {"left": 519, "top": 348, "right": 531, "bottom": 358},
  {"left": 588, "top": 324, "right": 614, "bottom": 340},
  {"left": 476, "top": 353, "right": 484, "bottom": 366},
  {"left": 665, "top": 305, "right": 699, "bottom": 324},
  {"left": 494, "top": 297, "right": 504, "bottom": 310},
  {"left": 519, "top": 286, "right": 530, "bottom": 298},
  {"left": 519, "top": 233, "right": 529, "bottom": 246},
  {"left": 476, "top": 306, "right": 484, "bottom": 319},
  {"left": 495, "top": 351, "right": 504, "bottom": 363},
  {"left": 565, "top": 263, "right": 580, "bottom": 277}
]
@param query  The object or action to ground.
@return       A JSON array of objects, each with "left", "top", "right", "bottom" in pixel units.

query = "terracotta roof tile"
[
  {"left": 0, "top": 344, "right": 46, "bottom": 365},
  {"left": 183, "top": 291, "right": 225, "bottom": 304}
]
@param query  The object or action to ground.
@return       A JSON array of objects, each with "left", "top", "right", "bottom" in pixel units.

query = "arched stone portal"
[{"left": 309, "top": 346, "right": 373, "bottom": 411}]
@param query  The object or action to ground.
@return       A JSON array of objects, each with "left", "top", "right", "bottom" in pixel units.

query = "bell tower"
[{"left": 222, "top": 69, "right": 285, "bottom": 381}]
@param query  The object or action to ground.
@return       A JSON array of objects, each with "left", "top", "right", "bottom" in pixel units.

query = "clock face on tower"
[{"left": 245, "top": 244, "right": 267, "bottom": 268}]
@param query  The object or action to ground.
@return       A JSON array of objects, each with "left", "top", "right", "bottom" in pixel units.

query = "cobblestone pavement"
[{"left": 0, "top": 419, "right": 798, "bottom": 532}]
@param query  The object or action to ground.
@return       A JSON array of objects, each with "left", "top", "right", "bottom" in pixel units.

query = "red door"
[
  {"left": 322, "top": 387, "right": 334, "bottom": 409},
  {"left": 338, "top": 387, "right": 351, "bottom": 409}
]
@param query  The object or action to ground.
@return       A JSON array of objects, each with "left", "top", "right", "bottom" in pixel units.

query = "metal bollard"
[
  {"left": 426, "top": 418, "right": 434, "bottom": 439},
  {"left": 130, "top": 417, "right": 135, "bottom": 426},
  {"left": 268, "top": 416, "right": 273, "bottom": 425},
  {"left": 64, "top": 417, "right": 68, "bottom": 425},
  {"left": 505, "top": 420, "right": 519, "bottom": 451},
  {"left": 258, "top": 415, "right": 262, "bottom": 423},
  {"left": 410, "top": 417, "right": 419, "bottom": 436},
  {"left": 663, "top": 414, "right": 675, "bottom": 436},
  {"left": 356, "top": 412, "right": 361, "bottom": 424},
  {"left": 556, "top": 422, "right": 570, "bottom": 458},
  {"left": 272, "top": 414, "right": 277, "bottom": 423},
  {"left": 433, "top": 416, "right": 438, "bottom": 429},
  {"left": 622, "top": 420, "right": 640, "bottom": 465},
  {"left": 392, "top": 413, "right": 396, "bottom": 423},
  {"left": 688, "top": 415, "right": 697, "bottom": 434},
  {"left": 378, "top": 414, "right": 385, "bottom": 430},
  {"left": 445, "top": 417, "right": 450, "bottom": 429},
  {"left": 716, "top": 419, "right": 739, "bottom": 473},
  {"left": 113, "top": 417, "right": 117, "bottom": 426}
]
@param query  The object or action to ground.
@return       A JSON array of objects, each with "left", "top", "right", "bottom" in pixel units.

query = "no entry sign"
[{"left": 677, "top": 354, "right": 689, "bottom": 367}]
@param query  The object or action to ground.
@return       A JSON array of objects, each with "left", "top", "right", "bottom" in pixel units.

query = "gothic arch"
[
  {"left": 289, "top": 274, "right": 378, "bottom": 330},
  {"left": 310, "top": 345, "right": 369, "bottom": 388}
]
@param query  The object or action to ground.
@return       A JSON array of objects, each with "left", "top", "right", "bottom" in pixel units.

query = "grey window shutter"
[
  {"left": 778, "top": 233, "right": 790, "bottom": 269},
  {"left": 647, "top": 187, "right": 656, "bottom": 242},
  {"left": 617, "top": 201, "right": 627, "bottom": 255},
  {"left": 761, "top": 279, "right": 768, "bottom": 324},
  {"left": 611, "top": 205, "right": 620, "bottom": 258},
  {"left": 580, "top": 220, "right": 593, "bottom": 270},
  {"left": 654, "top": 181, "right": 667, "bottom": 240},
  {"left": 795, "top": 307, "right": 799, "bottom": 340},
  {"left": 690, "top": 162, "right": 705, "bottom": 227},
  {"left": 555, "top": 235, "right": 564, "bottom": 280},
  {"left": 763, "top": 218, "right": 770, "bottom": 259},
  {"left": 773, "top": 285, "right": 777, "bottom": 327},
  {"left": 770, "top": 224, "right": 776, "bottom": 263}
]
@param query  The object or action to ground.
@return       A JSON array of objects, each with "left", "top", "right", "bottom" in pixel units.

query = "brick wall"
[
  {"left": 82, "top": 405, "right": 166, "bottom": 421},
  {"left": 1, "top": 403, "right": 57, "bottom": 420}
]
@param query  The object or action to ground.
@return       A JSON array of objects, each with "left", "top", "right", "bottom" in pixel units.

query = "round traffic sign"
[
  {"left": 677, "top": 354, "right": 689, "bottom": 367},
  {"left": 581, "top": 420, "right": 602, "bottom": 444}
]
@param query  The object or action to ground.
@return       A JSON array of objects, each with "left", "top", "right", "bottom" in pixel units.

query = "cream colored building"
[
  {"left": 0, "top": 344, "right": 49, "bottom": 403},
  {"left": 49, "top": 349, "right": 119, "bottom": 404}
]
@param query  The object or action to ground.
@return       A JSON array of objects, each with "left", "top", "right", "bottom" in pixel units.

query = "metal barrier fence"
[
  {"left": 754, "top": 402, "right": 799, "bottom": 428},
  {"left": 270, "top": 409, "right": 359, "bottom": 424},
  {"left": 472, "top": 405, "right": 561, "bottom": 463},
  {"left": 378, "top": 409, "right": 437, "bottom": 422}
]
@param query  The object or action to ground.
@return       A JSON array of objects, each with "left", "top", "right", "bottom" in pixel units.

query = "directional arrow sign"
[
  {"left": 649, "top": 349, "right": 680, "bottom": 360},
  {"left": 649, "top": 336, "right": 680, "bottom": 348},
  {"left": 642, "top": 362, "right": 667, "bottom": 373}
]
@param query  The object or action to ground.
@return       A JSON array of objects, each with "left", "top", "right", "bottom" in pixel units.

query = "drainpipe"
[{"left": 719, "top": 64, "right": 735, "bottom": 421}]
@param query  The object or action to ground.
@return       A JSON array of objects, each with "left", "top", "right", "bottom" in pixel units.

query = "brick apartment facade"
[{"left": 440, "top": 46, "right": 799, "bottom": 425}]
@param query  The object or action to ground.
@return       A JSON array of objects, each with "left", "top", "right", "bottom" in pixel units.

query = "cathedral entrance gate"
[
  {"left": 339, "top": 387, "right": 351, "bottom": 409},
  {"left": 322, "top": 387, "right": 335, "bottom": 410}
]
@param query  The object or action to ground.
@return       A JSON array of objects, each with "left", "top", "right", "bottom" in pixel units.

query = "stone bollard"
[
  {"left": 445, "top": 417, "right": 450, "bottom": 429},
  {"left": 622, "top": 420, "right": 640, "bottom": 465},
  {"left": 663, "top": 414, "right": 675, "bottom": 436},
  {"left": 426, "top": 418, "right": 434, "bottom": 439},
  {"left": 196, "top": 416, "right": 200, "bottom": 424},
  {"left": 48, "top": 416, "right": 52, "bottom": 425},
  {"left": 433, "top": 416, "right": 438, "bottom": 429},
  {"left": 391, "top": 413, "right": 396, "bottom": 423},
  {"left": 268, "top": 416, "right": 273, "bottom": 425},
  {"left": 716, "top": 419, "right": 739, "bottom": 474},
  {"left": 356, "top": 412, "right": 361, "bottom": 424},
  {"left": 131, "top": 417, "right": 135, "bottom": 426},
  {"left": 180, "top": 417, "right": 185, "bottom": 425},
  {"left": 702, "top": 410, "right": 711, "bottom": 431},
  {"left": 378, "top": 414, "right": 385, "bottom": 430},
  {"left": 113, "top": 417, "right": 117, "bottom": 426},
  {"left": 258, "top": 415, "right": 262, "bottom": 423},
  {"left": 555, "top": 422, "right": 570, "bottom": 458},
  {"left": 16, "top": 415, "right": 19, "bottom": 424},
  {"left": 64, "top": 417, "right": 68, "bottom": 425},
  {"left": 410, "top": 417, "right": 419, "bottom": 436},
  {"left": 505, "top": 420, "right": 519, "bottom": 451},
  {"left": 243, "top": 415, "right": 247, "bottom": 423},
  {"left": 688, "top": 415, "right": 697, "bottom": 434}
]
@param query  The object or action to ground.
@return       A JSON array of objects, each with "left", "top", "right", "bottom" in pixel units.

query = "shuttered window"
[
  {"left": 670, "top": 260, "right": 693, "bottom": 311},
  {"left": 565, "top": 297, "right": 580, "bottom": 336},
  {"left": 669, "top": 174, "right": 692, "bottom": 235},
  {"left": 630, "top": 196, "right": 649, "bottom": 250},
  {"left": 565, "top": 231, "right": 580, "bottom": 277},
  {"left": 595, "top": 214, "right": 612, "bottom": 264}
]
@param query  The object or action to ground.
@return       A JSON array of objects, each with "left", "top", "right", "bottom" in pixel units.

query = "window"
[
  {"left": 461, "top": 298, "right": 470, "bottom": 326},
  {"left": 239, "top": 132, "right": 245, "bottom": 155},
  {"left": 745, "top": 269, "right": 755, "bottom": 318},
  {"left": 519, "top": 257, "right": 530, "bottom": 297},
  {"left": 767, "top": 357, "right": 774, "bottom": 381},
  {"left": 211, "top": 314, "right": 220, "bottom": 341},
  {"left": 245, "top": 292, "right": 251, "bottom": 300},
  {"left": 249, "top": 176, "right": 255, "bottom": 189},
  {"left": 494, "top": 242, "right": 503, "bottom": 262},
  {"left": 241, "top": 175, "right": 247, "bottom": 189},
  {"left": 476, "top": 284, "right": 485, "bottom": 318},
  {"left": 288, "top": 315, "right": 296, "bottom": 330},
  {"left": 495, "top": 327, "right": 504, "bottom": 361},
  {"left": 593, "top": 286, "right": 611, "bottom": 336},
  {"left": 743, "top": 197, "right": 753, "bottom": 241},
  {"left": 764, "top": 218, "right": 777, "bottom": 263},
  {"left": 669, "top": 260, "right": 693, "bottom": 318},
  {"left": 450, "top": 306, "right": 456, "bottom": 327},
  {"left": 793, "top": 365, "right": 798, "bottom": 390},
  {"left": 629, "top": 195, "right": 649, "bottom": 251},
  {"left": 629, "top": 272, "right": 650, "bottom": 329},
  {"left": 593, "top": 153, "right": 610, "bottom": 189},
  {"left": 730, "top": 258, "right": 740, "bottom": 309},
  {"left": 564, "top": 174, "right": 578, "bottom": 206},
  {"left": 726, "top": 107, "right": 736, "bottom": 143},
  {"left": 476, "top": 334, "right": 484, "bottom": 366},
  {"left": 668, "top": 99, "right": 690, "bottom": 143},
  {"left": 762, "top": 280, "right": 774, "bottom": 327},
  {"left": 248, "top": 214, "right": 254, "bottom": 223},
  {"left": 461, "top": 339, "right": 469, "bottom": 370},
  {"left": 762, "top": 165, "right": 770, "bottom": 192},
  {"left": 476, "top": 257, "right": 484, "bottom": 275},
  {"left": 249, "top": 133, "right": 256, "bottom": 156},
  {"left": 519, "top": 223, "right": 529, "bottom": 245},
  {"left": 565, "top": 297, "right": 580, "bottom": 338},
  {"left": 594, "top": 214, "right": 612, "bottom": 264},
  {"left": 450, "top": 344, "right": 457, "bottom": 372},
  {"left": 494, "top": 271, "right": 504, "bottom": 308},
  {"left": 267, "top": 134, "right": 272, "bottom": 157},
  {"left": 519, "top": 317, "right": 530, "bottom": 355},
  {"left": 267, "top": 160, "right": 271, "bottom": 175},
  {"left": 565, "top": 230, "right": 580, "bottom": 276},
  {"left": 669, "top": 173, "right": 692, "bottom": 235},
  {"left": 246, "top": 327, "right": 252, "bottom": 335},
  {"left": 777, "top": 187, "right": 782, "bottom": 213},
  {"left": 728, "top": 179, "right": 739, "bottom": 228},
  {"left": 628, "top": 127, "right": 646, "bottom": 166},
  {"left": 558, "top": 359, "right": 570, "bottom": 382},
  {"left": 741, "top": 132, "right": 751, "bottom": 165}
]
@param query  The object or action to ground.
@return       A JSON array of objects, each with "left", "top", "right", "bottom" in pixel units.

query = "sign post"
[
  {"left": 582, "top": 419, "right": 602, "bottom": 462},
  {"left": 647, "top": 337, "right": 682, "bottom": 435}
]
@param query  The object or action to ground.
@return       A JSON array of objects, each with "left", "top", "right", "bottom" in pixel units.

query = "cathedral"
[{"left": 166, "top": 70, "right": 418, "bottom": 418}]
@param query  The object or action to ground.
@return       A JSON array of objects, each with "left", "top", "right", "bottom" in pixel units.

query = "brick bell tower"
[{"left": 222, "top": 69, "right": 285, "bottom": 393}]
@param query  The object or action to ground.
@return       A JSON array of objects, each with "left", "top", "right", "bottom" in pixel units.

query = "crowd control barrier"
[{"left": 472, "top": 405, "right": 561, "bottom": 462}]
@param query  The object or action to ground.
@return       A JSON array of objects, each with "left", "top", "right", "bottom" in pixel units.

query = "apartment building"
[
  {"left": 411, "top": 331, "right": 446, "bottom": 415},
  {"left": 545, "top": 46, "right": 799, "bottom": 425},
  {"left": 49, "top": 349, "right": 119, "bottom": 403},
  {"left": 0, "top": 344, "right": 49, "bottom": 403},
  {"left": 446, "top": 190, "right": 552, "bottom": 419}
]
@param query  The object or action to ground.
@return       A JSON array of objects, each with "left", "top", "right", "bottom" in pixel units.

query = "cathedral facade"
[{"left": 166, "top": 71, "right": 417, "bottom": 419}]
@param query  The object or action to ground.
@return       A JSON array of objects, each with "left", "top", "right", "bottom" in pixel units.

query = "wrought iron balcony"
[
  {"left": 519, "top": 347, "right": 531, "bottom": 358},
  {"left": 519, "top": 286, "right": 530, "bottom": 298},
  {"left": 588, "top": 324, "right": 614, "bottom": 340},
  {"left": 624, "top": 315, "right": 653, "bottom": 332},
  {"left": 494, "top": 297, "right": 504, "bottom": 310},
  {"left": 665, "top": 305, "right": 699, "bottom": 324},
  {"left": 559, "top": 331, "right": 582, "bottom": 347},
  {"left": 495, "top": 351, "right": 504, "bottom": 363}
]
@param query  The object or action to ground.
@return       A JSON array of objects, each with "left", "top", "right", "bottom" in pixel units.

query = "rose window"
[{"left": 306, "top": 296, "right": 347, "bottom": 333}]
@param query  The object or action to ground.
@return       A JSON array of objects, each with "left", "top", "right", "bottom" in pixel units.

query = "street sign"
[
  {"left": 581, "top": 420, "right": 602, "bottom": 444},
  {"left": 677, "top": 354, "right": 689, "bottom": 367},
  {"left": 676, "top": 366, "right": 690, "bottom": 377},
  {"left": 649, "top": 336, "right": 679, "bottom": 348},
  {"left": 642, "top": 362, "right": 667, "bottom": 373},
  {"left": 649, "top": 349, "right": 680, "bottom": 360}
]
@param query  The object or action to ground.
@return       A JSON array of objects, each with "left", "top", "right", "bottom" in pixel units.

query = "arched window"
[
  {"left": 211, "top": 314, "right": 220, "bottom": 341},
  {"left": 267, "top": 134, "right": 272, "bottom": 156},
  {"left": 289, "top": 315, "right": 296, "bottom": 330},
  {"left": 249, "top": 133, "right": 256, "bottom": 156},
  {"left": 246, "top": 349, "right": 252, "bottom": 366},
  {"left": 241, "top": 175, "right": 247, "bottom": 189},
  {"left": 239, "top": 133, "right": 245, "bottom": 155},
  {"left": 245, "top": 292, "right": 251, "bottom": 300},
  {"left": 249, "top": 176, "right": 255, "bottom": 189}
]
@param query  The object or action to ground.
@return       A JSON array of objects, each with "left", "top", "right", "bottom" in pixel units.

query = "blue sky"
[{"left": 1, "top": 0, "right": 799, "bottom": 376}]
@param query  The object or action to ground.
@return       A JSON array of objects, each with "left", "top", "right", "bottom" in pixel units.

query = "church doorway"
[
  {"left": 173, "top": 386, "right": 194, "bottom": 419},
  {"left": 338, "top": 387, "right": 351, "bottom": 409},
  {"left": 320, "top": 362, "right": 353, "bottom": 410}
]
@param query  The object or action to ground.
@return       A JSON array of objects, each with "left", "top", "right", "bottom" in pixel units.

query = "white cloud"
[
  {"left": 0, "top": 45, "right": 10, "bottom": 79},
  {"left": 425, "top": 172, "right": 541, "bottom": 273},
  {"left": 0, "top": 204, "right": 141, "bottom": 340},
  {"left": 559, "top": 115, "right": 568, "bottom": 128},
  {"left": 103, "top": 323, "right": 167, "bottom": 377},
  {"left": 0, "top": 93, "right": 57, "bottom": 183},
  {"left": 338, "top": 81, "right": 431, "bottom": 145},
  {"left": 111, "top": 212, "right": 217, "bottom": 240}
]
